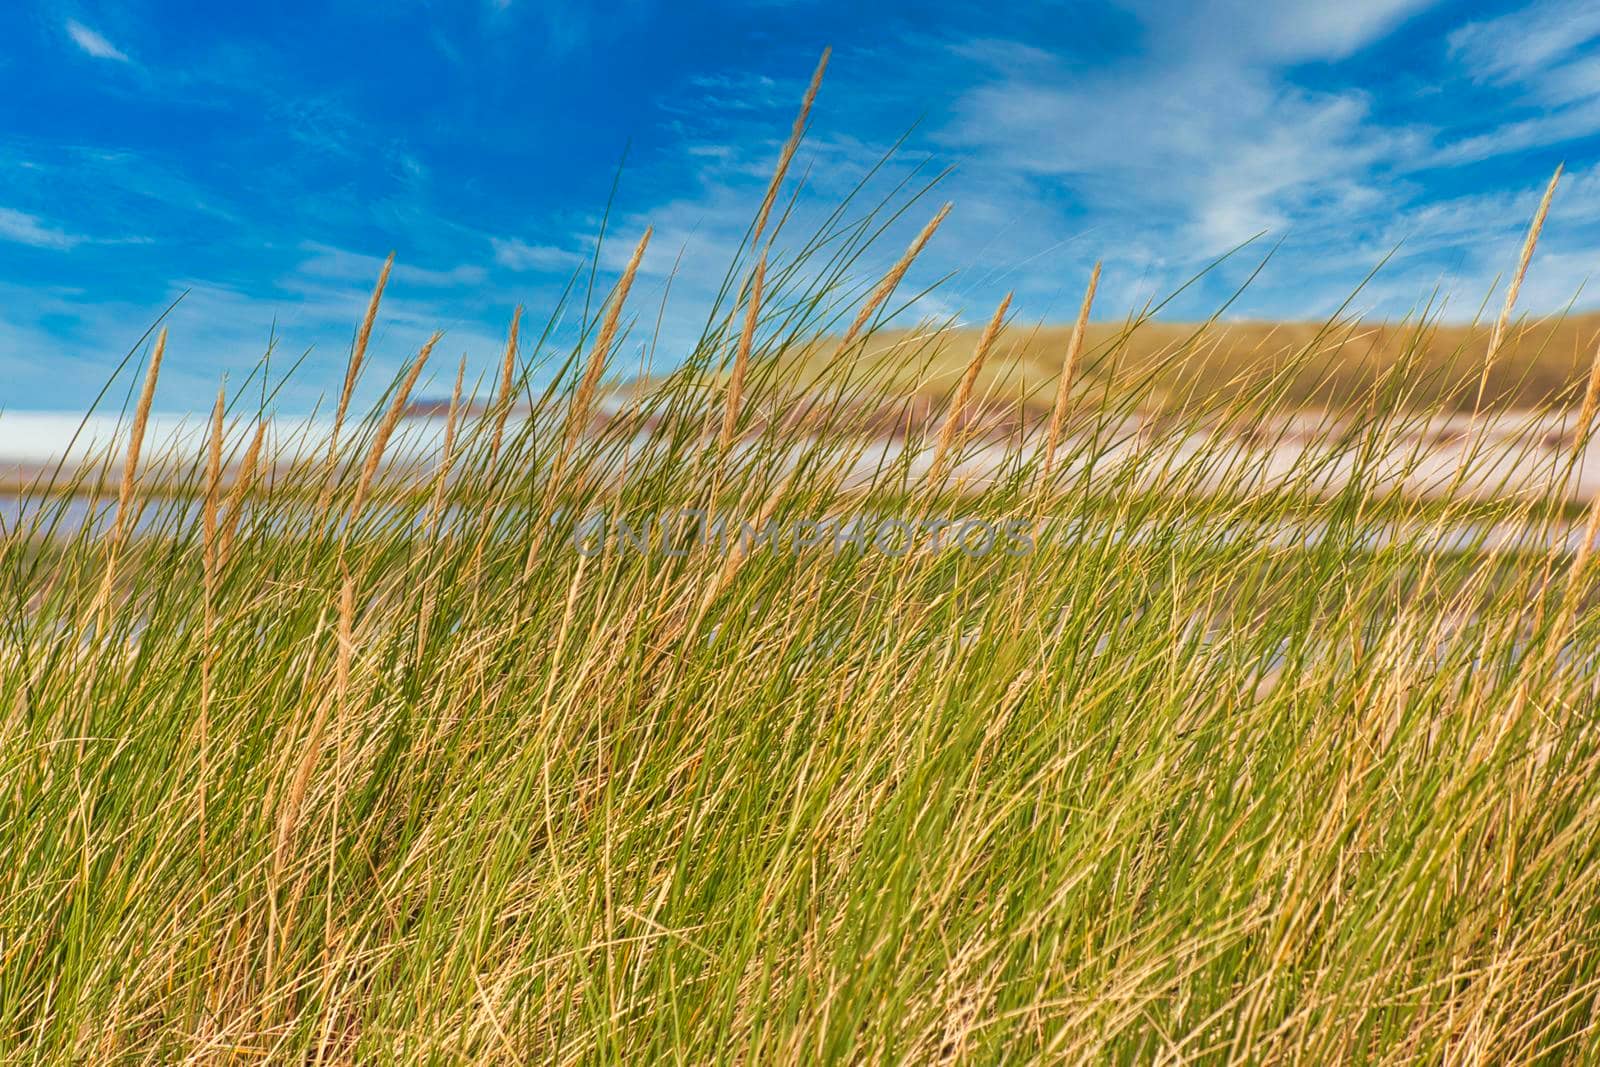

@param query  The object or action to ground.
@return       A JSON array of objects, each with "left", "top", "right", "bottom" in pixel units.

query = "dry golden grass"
[
  {"left": 930, "top": 292, "right": 1011, "bottom": 480},
  {"left": 721, "top": 252, "right": 767, "bottom": 452},
  {"left": 1043, "top": 262, "right": 1100, "bottom": 475}
]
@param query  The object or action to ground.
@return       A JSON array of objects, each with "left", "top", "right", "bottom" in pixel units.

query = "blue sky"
[{"left": 1, "top": 0, "right": 1598, "bottom": 412}]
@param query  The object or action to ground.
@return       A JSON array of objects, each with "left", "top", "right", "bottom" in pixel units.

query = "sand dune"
[{"left": 757, "top": 312, "right": 1600, "bottom": 414}]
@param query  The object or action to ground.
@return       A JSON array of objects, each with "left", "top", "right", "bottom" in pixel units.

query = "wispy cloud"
[
  {"left": 293, "top": 243, "right": 489, "bottom": 290},
  {"left": 64, "top": 20, "right": 130, "bottom": 63},
  {"left": 911, "top": 0, "right": 1600, "bottom": 323},
  {"left": 491, "top": 238, "right": 582, "bottom": 272},
  {"left": 1448, "top": 0, "right": 1600, "bottom": 92},
  {"left": 1114, "top": 0, "right": 1436, "bottom": 64},
  {"left": 1434, "top": 0, "right": 1600, "bottom": 162},
  {"left": 940, "top": 29, "right": 1419, "bottom": 257},
  {"left": 1432, "top": 99, "right": 1600, "bottom": 165},
  {"left": 0, "top": 208, "right": 86, "bottom": 250}
]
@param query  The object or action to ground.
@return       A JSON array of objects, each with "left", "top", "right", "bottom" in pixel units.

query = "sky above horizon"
[{"left": 2, "top": 0, "right": 1598, "bottom": 412}]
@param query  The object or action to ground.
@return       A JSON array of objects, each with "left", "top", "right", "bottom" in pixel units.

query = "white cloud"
[
  {"left": 1537, "top": 54, "right": 1600, "bottom": 107},
  {"left": 0, "top": 208, "right": 86, "bottom": 250},
  {"left": 65, "top": 20, "right": 130, "bottom": 63},
  {"left": 1117, "top": 0, "right": 1437, "bottom": 63},
  {"left": 293, "top": 243, "right": 488, "bottom": 289},
  {"left": 0, "top": 269, "right": 522, "bottom": 414},
  {"left": 490, "top": 238, "right": 582, "bottom": 272},
  {"left": 911, "top": 0, "right": 1600, "bottom": 323},
  {"left": 1432, "top": 98, "right": 1600, "bottom": 164},
  {"left": 1430, "top": 0, "right": 1600, "bottom": 162},
  {"left": 1246, "top": 0, "right": 1437, "bottom": 60},
  {"left": 675, "top": 72, "right": 787, "bottom": 114},
  {"left": 1449, "top": 0, "right": 1600, "bottom": 92},
  {"left": 941, "top": 52, "right": 1408, "bottom": 257}
]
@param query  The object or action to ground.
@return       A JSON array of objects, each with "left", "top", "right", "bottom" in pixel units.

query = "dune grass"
[{"left": 7, "top": 85, "right": 1600, "bottom": 1065}]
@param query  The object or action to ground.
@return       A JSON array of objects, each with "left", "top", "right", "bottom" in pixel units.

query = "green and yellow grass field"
[{"left": 6, "top": 79, "right": 1600, "bottom": 1063}]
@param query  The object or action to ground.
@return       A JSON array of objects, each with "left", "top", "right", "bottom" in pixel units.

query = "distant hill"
[{"left": 655, "top": 312, "right": 1600, "bottom": 417}]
